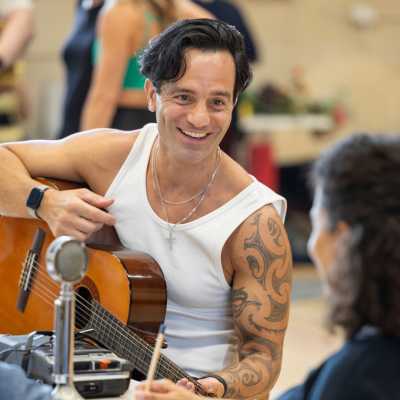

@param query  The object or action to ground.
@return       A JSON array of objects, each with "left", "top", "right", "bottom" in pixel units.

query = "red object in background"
[
  {"left": 332, "top": 104, "right": 348, "bottom": 127},
  {"left": 249, "top": 143, "right": 279, "bottom": 192}
]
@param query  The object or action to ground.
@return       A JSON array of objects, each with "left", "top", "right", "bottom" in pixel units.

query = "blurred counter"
[{"left": 240, "top": 113, "right": 336, "bottom": 167}]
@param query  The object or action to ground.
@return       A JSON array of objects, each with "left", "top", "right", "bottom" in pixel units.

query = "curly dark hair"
[
  {"left": 310, "top": 133, "right": 400, "bottom": 338},
  {"left": 139, "top": 18, "right": 252, "bottom": 101}
]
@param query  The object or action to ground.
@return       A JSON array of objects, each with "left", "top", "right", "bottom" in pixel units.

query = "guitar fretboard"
[{"left": 86, "top": 300, "right": 207, "bottom": 395}]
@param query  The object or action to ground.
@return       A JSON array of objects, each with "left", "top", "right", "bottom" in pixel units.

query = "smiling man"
[{"left": 0, "top": 19, "right": 292, "bottom": 399}]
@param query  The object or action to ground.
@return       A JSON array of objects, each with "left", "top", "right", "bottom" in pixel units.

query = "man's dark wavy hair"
[
  {"left": 310, "top": 133, "right": 400, "bottom": 339},
  {"left": 139, "top": 18, "right": 252, "bottom": 101}
]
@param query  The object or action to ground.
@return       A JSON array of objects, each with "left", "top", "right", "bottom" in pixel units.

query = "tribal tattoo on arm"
[{"left": 219, "top": 206, "right": 292, "bottom": 399}]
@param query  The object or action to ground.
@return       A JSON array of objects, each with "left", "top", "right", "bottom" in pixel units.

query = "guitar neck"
[{"left": 87, "top": 300, "right": 207, "bottom": 395}]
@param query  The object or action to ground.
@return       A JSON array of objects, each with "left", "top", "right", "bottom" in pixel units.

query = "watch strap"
[
  {"left": 26, "top": 185, "right": 50, "bottom": 219},
  {"left": 198, "top": 374, "right": 227, "bottom": 397}
]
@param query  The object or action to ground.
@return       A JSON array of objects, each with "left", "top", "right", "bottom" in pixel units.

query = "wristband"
[
  {"left": 199, "top": 374, "right": 227, "bottom": 397},
  {"left": 26, "top": 185, "right": 50, "bottom": 219}
]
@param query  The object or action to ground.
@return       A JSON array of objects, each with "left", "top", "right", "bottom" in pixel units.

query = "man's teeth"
[{"left": 181, "top": 129, "right": 208, "bottom": 138}]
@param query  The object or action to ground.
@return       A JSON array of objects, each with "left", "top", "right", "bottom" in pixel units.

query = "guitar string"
[
  {"left": 21, "top": 260, "right": 205, "bottom": 391},
  {"left": 25, "top": 260, "right": 156, "bottom": 349},
  {"left": 19, "top": 266, "right": 153, "bottom": 363},
  {"left": 24, "top": 272, "right": 195, "bottom": 386},
  {"left": 23, "top": 263, "right": 157, "bottom": 359},
  {"left": 23, "top": 256, "right": 204, "bottom": 389},
  {"left": 28, "top": 279, "right": 205, "bottom": 393},
  {"left": 23, "top": 267, "right": 174, "bottom": 372}
]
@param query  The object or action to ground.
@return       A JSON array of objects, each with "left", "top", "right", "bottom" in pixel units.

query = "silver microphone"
[
  {"left": 46, "top": 236, "right": 88, "bottom": 400},
  {"left": 46, "top": 236, "right": 88, "bottom": 283}
]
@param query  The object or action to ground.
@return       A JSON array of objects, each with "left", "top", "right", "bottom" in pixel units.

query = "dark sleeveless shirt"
[{"left": 58, "top": 0, "right": 103, "bottom": 138}]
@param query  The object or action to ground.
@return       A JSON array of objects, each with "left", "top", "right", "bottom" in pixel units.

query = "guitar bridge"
[{"left": 17, "top": 228, "right": 46, "bottom": 312}]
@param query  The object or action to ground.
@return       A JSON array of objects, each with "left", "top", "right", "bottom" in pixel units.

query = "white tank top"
[{"left": 106, "top": 123, "right": 286, "bottom": 377}]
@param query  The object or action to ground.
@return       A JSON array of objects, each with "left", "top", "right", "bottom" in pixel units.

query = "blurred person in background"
[
  {"left": 58, "top": 0, "right": 105, "bottom": 139},
  {"left": 135, "top": 133, "right": 400, "bottom": 400},
  {"left": 0, "top": 0, "right": 34, "bottom": 141},
  {"left": 191, "top": 1, "right": 257, "bottom": 63},
  {"left": 0, "top": 0, "right": 33, "bottom": 72},
  {"left": 192, "top": 0, "right": 258, "bottom": 159},
  {"left": 80, "top": 0, "right": 212, "bottom": 131}
]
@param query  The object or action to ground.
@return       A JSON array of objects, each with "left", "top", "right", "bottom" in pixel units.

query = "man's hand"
[
  {"left": 176, "top": 376, "right": 224, "bottom": 397},
  {"left": 135, "top": 379, "right": 202, "bottom": 400},
  {"left": 197, "top": 377, "right": 225, "bottom": 397},
  {"left": 38, "top": 188, "right": 116, "bottom": 241}
]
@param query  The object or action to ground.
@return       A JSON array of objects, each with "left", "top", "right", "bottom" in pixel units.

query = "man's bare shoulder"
[
  {"left": 217, "top": 152, "right": 253, "bottom": 199},
  {"left": 64, "top": 128, "right": 140, "bottom": 191},
  {"left": 64, "top": 128, "right": 138, "bottom": 156},
  {"left": 228, "top": 203, "right": 292, "bottom": 325},
  {"left": 227, "top": 203, "right": 291, "bottom": 271},
  {"left": 2, "top": 128, "right": 141, "bottom": 190},
  {"left": 236, "top": 203, "right": 287, "bottom": 242}
]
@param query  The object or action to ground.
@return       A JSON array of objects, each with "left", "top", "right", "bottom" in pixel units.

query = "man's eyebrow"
[
  {"left": 168, "top": 87, "right": 195, "bottom": 94},
  {"left": 167, "top": 87, "right": 233, "bottom": 100},
  {"left": 211, "top": 90, "right": 232, "bottom": 99}
]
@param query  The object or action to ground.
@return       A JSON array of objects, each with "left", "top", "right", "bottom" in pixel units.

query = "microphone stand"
[{"left": 46, "top": 236, "right": 88, "bottom": 400}]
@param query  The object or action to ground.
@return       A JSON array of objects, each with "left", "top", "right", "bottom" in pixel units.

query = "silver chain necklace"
[
  {"left": 153, "top": 142, "right": 210, "bottom": 206},
  {"left": 152, "top": 139, "right": 221, "bottom": 249}
]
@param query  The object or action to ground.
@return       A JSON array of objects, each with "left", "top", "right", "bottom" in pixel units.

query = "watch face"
[{"left": 26, "top": 187, "right": 45, "bottom": 210}]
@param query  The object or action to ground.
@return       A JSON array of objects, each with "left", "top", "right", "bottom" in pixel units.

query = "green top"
[{"left": 92, "top": 10, "right": 158, "bottom": 90}]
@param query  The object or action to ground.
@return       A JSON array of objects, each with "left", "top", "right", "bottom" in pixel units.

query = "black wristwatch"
[{"left": 26, "top": 185, "right": 50, "bottom": 219}]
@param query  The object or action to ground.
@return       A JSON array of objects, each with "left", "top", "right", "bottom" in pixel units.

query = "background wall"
[
  {"left": 14, "top": 0, "right": 400, "bottom": 395},
  {"left": 24, "top": 0, "right": 74, "bottom": 138},
  {"left": 233, "top": 0, "right": 400, "bottom": 135},
  {"left": 22, "top": 0, "right": 400, "bottom": 139}
]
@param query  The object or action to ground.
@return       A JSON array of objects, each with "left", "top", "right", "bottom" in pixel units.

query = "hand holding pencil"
[
  {"left": 144, "top": 323, "right": 166, "bottom": 392},
  {"left": 135, "top": 379, "right": 204, "bottom": 400},
  {"left": 135, "top": 323, "right": 219, "bottom": 399}
]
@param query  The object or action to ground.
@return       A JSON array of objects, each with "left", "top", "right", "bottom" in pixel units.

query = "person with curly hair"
[
  {"left": 279, "top": 133, "right": 400, "bottom": 399},
  {"left": 134, "top": 133, "right": 400, "bottom": 400}
]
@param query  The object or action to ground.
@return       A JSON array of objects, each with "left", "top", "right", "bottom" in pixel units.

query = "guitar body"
[
  {"left": 0, "top": 179, "right": 209, "bottom": 395},
  {"left": 0, "top": 213, "right": 166, "bottom": 337}
]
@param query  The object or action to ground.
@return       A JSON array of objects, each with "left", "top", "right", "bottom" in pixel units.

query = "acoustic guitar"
[{"left": 0, "top": 179, "right": 208, "bottom": 395}]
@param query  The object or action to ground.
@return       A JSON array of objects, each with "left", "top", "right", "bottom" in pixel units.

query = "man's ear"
[{"left": 144, "top": 79, "right": 157, "bottom": 112}]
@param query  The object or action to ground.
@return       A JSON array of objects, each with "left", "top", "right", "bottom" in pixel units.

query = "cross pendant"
[{"left": 167, "top": 229, "right": 176, "bottom": 250}]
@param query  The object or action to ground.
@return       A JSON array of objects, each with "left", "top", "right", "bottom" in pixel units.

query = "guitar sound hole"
[{"left": 75, "top": 286, "right": 93, "bottom": 329}]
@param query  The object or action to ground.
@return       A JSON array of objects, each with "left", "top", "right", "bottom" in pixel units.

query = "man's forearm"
[
  {"left": 217, "top": 347, "right": 281, "bottom": 399},
  {"left": 0, "top": 146, "right": 38, "bottom": 218}
]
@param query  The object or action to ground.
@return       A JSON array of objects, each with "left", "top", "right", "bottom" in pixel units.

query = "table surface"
[
  {"left": 240, "top": 114, "right": 341, "bottom": 166},
  {"left": 240, "top": 114, "right": 334, "bottom": 134}
]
